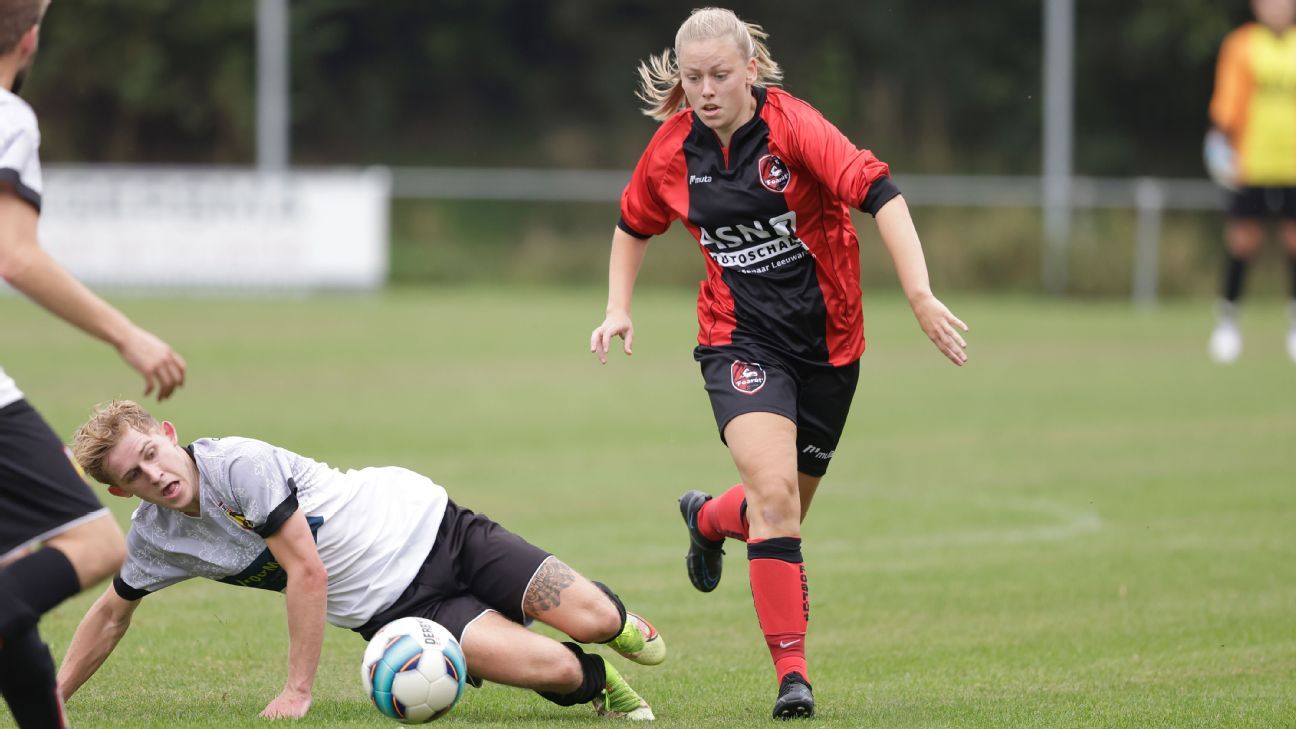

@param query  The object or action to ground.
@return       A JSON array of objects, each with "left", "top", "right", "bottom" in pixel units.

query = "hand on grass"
[{"left": 260, "top": 687, "right": 311, "bottom": 719}]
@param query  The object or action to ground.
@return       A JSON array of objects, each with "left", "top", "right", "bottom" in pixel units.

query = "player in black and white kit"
[
  {"left": 0, "top": 3, "right": 186, "bottom": 727},
  {"left": 589, "top": 7, "right": 968, "bottom": 720},
  {"left": 56, "top": 401, "right": 662, "bottom": 722}
]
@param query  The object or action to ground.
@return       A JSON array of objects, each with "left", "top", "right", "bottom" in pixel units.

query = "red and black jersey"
[{"left": 618, "top": 86, "right": 898, "bottom": 367}]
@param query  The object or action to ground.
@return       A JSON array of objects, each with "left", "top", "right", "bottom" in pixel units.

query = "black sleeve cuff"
[
  {"left": 112, "top": 575, "right": 149, "bottom": 601},
  {"left": 0, "top": 168, "right": 41, "bottom": 211},
  {"left": 255, "top": 478, "right": 299, "bottom": 538},
  {"left": 860, "top": 176, "right": 900, "bottom": 217},
  {"left": 616, "top": 217, "right": 652, "bottom": 240}
]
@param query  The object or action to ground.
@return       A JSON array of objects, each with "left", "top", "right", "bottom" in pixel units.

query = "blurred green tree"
[{"left": 21, "top": 0, "right": 1252, "bottom": 177}]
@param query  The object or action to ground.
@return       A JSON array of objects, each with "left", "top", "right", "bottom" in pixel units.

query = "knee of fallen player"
[
  {"left": 521, "top": 641, "right": 585, "bottom": 694},
  {"left": 547, "top": 648, "right": 586, "bottom": 693},
  {"left": 555, "top": 584, "right": 623, "bottom": 645}
]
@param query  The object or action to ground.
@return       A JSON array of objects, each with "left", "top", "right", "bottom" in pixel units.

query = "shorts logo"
[
  {"left": 731, "top": 361, "right": 767, "bottom": 395},
  {"left": 758, "top": 154, "right": 790, "bottom": 193}
]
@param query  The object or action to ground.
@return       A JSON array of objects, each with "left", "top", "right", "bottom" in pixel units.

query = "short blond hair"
[
  {"left": 72, "top": 400, "right": 159, "bottom": 485},
  {"left": 635, "top": 7, "right": 782, "bottom": 122}
]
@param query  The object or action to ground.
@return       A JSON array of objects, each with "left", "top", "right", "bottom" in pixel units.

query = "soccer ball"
[{"left": 361, "top": 617, "right": 468, "bottom": 723}]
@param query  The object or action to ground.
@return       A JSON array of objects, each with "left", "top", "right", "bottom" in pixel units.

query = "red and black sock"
[
  {"left": 697, "top": 483, "right": 749, "bottom": 542},
  {"left": 748, "top": 536, "right": 809, "bottom": 684}
]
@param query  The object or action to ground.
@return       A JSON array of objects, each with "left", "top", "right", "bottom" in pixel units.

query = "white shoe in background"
[
  {"left": 1210, "top": 301, "right": 1242, "bottom": 364},
  {"left": 1210, "top": 318, "right": 1242, "bottom": 364},
  {"left": 1288, "top": 302, "right": 1296, "bottom": 363}
]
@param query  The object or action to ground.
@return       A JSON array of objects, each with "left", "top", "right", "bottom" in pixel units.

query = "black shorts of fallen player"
[
  {"left": 354, "top": 499, "right": 553, "bottom": 645},
  {"left": 694, "top": 344, "right": 859, "bottom": 477}
]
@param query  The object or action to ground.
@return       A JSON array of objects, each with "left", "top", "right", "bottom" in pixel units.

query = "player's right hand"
[
  {"left": 118, "top": 327, "right": 187, "bottom": 401},
  {"left": 260, "top": 687, "right": 312, "bottom": 719},
  {"left": 590, "top": 311, "right": 634, "bottom": 365}
]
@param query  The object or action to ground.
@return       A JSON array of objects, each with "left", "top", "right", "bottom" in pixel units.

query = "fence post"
[
  {"left": 1132, "top": 177, "right": 1165, "bottom": 307},
  {"left": 256, "top": 0, "right": 290, "bottom": 170},
  {"left": 1042, "top": 0, "right": 1075, "bottom": 295}
]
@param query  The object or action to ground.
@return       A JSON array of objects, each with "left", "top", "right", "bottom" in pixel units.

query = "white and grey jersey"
[
  {"left": 0, "top": 367, "right": 21, "bottom": 411},
  {"left": 0, "top": 87, "right": 43, "bottom": 408},
  {"left": 115, "top": 437, "right": 447, "bottom": 629},
  {"left": 0, "top": 86, "right": 42, "bottom": 211}
]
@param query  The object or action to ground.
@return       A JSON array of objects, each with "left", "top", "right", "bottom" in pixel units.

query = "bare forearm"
[
  {"left": 57, "top": 600, "right": 133, "bottom": 699},
  {"left": 282, "top": 572, "right": 327, "bottom": 696},
  {"left": 874, "top": 195, "right": 934, "bottom": 304},
  {"left": 873, "top": 195, "right": 970, "bottom": 364},
  {"left": 606, "top": 229, "right": 649, "bottom": 315},
  {"left": 3, "top": 243, "right": 134, "bottom": 349}
]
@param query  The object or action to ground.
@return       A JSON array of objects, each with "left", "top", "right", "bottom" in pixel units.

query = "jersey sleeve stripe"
[
  {"left": 112, "top": 574, "right": 150, "bottom": 601},
  {"left": 0, "top": 167, "right": 41, "bottom": 211},
  {"left": 860, "top": 176, "right": 900, "bottom": 216},
  {"left": 616, "top": 216, "right": 652, "bottom": 239},
  {"left": 255, "top": 477, "right": 299, "bottom": 538}
]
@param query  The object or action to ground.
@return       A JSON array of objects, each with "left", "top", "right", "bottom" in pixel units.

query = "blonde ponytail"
[{"left": 635, "top": 7, "right": 783, "bottom": 122}]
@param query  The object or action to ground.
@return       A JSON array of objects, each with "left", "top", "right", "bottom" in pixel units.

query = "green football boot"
[
  {"left": 592, "top": 657, "right": 655, "bottom": 720},
  {"left": 606, "top": 611, "right": 666, "bottom": 666}
]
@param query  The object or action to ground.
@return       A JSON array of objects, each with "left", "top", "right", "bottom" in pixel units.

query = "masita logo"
[
  {"left": 689, "top": 174, "right": 713, "bottom": 185},
  {"left": 730, "top": 361, "right": 767, "bottom": 395},
  {"left": 218, "top": 500, "right": 256, "bottom": 531},
  {"left": 758, "top": 154, "right": 790, "bottom": 193}
]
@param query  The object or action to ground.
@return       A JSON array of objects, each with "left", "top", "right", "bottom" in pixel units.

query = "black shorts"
[
  {"left": 353, "top": 499, "right": 552, "bottom": 644},
  {"left": 1228, "top": 186, "right": 1296, "bottom": 219},
  {"left": 694, "top": 344, "right": 860, "bottom": 477},
  {"left": 0, "top": 399, "right": 109, "bottom": 561}
]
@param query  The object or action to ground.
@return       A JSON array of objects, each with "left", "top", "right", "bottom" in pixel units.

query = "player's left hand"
[
  {"left": 260, "top": 687, "right": 312, "bottom": 719},
  {"left": 911, "top": 293, "right": 969, "bottom": 366}
]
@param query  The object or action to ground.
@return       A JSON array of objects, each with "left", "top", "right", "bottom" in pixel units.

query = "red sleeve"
[
  {"left": 618, "top": 115, "right": 688, "bottom": 239},
  {"left": 771, "top": 90, "right": 891, "bottom": 209}
]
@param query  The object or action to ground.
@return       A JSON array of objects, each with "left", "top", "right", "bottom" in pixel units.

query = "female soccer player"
[{"left": 588, "top": 7, "right": 968, "bottom": 719}]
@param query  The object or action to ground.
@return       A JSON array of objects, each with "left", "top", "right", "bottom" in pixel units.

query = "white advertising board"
[{"left": 31, "top": 165, "right": 390, "bottom": 291}]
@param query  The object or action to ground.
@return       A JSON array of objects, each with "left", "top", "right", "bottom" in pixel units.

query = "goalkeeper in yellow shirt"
[{"left": 1208, "top": 0, "right": 1296, "bottom": 363}]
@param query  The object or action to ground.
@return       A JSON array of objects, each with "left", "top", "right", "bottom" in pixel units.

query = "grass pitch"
[{"left": 2, "top": 287, "right": 1293, "bottom": 728}]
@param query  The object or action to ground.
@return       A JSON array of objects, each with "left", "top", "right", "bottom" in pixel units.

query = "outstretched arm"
[
  {"left": 874, "top": 195, "right": 969, "bottom": 366},
  {"left": 57, "top": 585, "right": 141, "bottom": 700},
  {"left": 590, "top": 227, "right": 651, "bottom": 364},
  {"left": 0, "top": 189, "right": 187, "bottom": 400},
  {"left": 259, "top": 510, "right": 328, "bottom": 720}
]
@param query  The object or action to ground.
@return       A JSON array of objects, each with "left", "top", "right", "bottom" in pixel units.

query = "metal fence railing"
[{"left": 388, "top": 168, "right": 1224, "bottom": 303}]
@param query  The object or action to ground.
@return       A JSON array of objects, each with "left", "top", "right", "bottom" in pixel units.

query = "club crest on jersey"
[
  {"left": 731, "top": 361, "right": 767, "bottom": 395},
  {"left": 217, "top": 500, "right": 256, "bottom": 531},
  {"left": 758, "top": 154, "right": 790, "bottom": 193}
]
